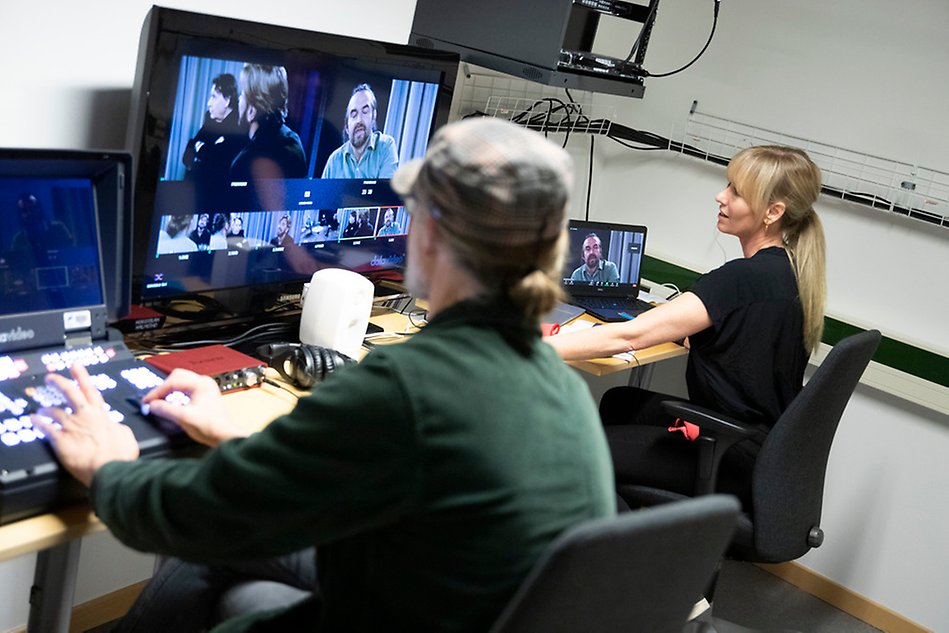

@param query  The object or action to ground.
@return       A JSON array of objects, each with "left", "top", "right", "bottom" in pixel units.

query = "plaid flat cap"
[{"left": 391, "top": 117, "right": 574, "bottom": 248}]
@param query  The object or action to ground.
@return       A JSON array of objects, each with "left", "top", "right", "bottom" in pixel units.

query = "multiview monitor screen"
[{"left": 127, "top": 8, "right": 458, "bottom": 321}]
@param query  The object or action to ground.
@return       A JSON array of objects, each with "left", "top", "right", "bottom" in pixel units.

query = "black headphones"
[{"left": 256, "top": 343, "right": 356, "bottom": 389}]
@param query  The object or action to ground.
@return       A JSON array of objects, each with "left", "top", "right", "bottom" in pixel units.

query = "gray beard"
[{"left": 351, "top": 127, "right": 368, "bottom": 150}]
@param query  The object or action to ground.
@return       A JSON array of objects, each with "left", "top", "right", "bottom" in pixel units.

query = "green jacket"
[{"left": 92, "top": 297, "right": 615, "bottom": 632}]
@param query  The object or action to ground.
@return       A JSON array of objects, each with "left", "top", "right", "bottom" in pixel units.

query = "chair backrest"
[
  {"left": 748, "top": 330, "right": 881, "bottom": 562},
  {"left": 489, "top": 495, "right": 741, "bottom": 633}
]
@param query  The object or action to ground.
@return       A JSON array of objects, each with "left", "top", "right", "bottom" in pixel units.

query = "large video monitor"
[{"left": 126, "top": 7, "right": 458, "bottom": 333}]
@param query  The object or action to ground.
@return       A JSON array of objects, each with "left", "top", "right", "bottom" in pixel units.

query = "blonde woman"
[{"left": 549, "top": 145, "right": 826, "bottom": 509}]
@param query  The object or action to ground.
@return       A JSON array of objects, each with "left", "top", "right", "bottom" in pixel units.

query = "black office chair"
[
  {"left": 616, "top": 330, "right": 881, "bottom": 622},
  {"left": 210, "top": 497, "right": 738, "bottom": 632},
  {"left": 489, "top": 495, "right": 741, "bottom": 633}
]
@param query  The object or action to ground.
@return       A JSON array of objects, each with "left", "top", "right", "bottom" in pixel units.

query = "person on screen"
[
  {"left": 376, "top": 208, "right": 401, "bottom": 236},
  {"left": 341, "top": 209, "right": 360, "bottom": 239},
  {"left": 300, "top": 212, "right": 329, "bottom": 243},
  {"left": 569, "top": 233, "right": 619, "bottom": 283},
  {"left": 35, "top": 117, "right": 613, "bottom": 633},
  {"left": 188, "top": 213, "right": 212, "bottom": 250},
  {"left": 156, "top": 214, "right": 198, "bottom": 254},
  {"left": 320, "top": 83, "right": 398, "bottom": 179},
  {"left": 548, "top": 145, "right": 827, "bottom": 512},
  {"left": 229, "top": 64, "right": 307, "bottom": 182},
  {"left": 226, "top": 214, "right": 249, "bottom": 250},
  {"left": 208, "top": 213, "right": 230, "bottom": 250},
  {"left": 269, "top": 214, "right": 294, "bottom": 248},
  {"left": 182, "top": 73, "right": 246, "bottom": 191},
  {"left": 353, "top": 210, "right": 374, "bottom": 237},
  {"left": 11, "top": 193, "right": 74, "bottom": 253}
]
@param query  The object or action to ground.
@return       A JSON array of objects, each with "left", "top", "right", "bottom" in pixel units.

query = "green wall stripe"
[{"left": 641, "top": 256, "right": 948, "bottom": 388}]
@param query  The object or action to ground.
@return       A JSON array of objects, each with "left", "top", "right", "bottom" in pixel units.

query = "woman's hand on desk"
[
  {"left": 143, "top": 369, "right": 247, "bottom": 447},
  {"left": 33, "top": 364, "right": 140, "bottom": 488}
]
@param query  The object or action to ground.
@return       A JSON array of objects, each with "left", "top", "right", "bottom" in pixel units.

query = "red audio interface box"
[{"left": 145, "top": 345, "right": 266, "bottom": 393}]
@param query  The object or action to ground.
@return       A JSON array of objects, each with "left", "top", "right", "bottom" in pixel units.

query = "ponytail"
[
  {"left": 507, "top": 231, "right": 569, "bottom": 319},
  {"left": 438, "top": 218, "right": 568, "bottom": 321},
  {"left": 786, "top": 209, "right": 826, "bottom": 352}
]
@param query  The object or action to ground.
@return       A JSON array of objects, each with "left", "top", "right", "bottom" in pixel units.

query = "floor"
[
  {"left": 86, "top": 560, "right": 882, "bottom": 633},
  {"left": 697, "top": 560, "right": 883, "bottom": 633}
]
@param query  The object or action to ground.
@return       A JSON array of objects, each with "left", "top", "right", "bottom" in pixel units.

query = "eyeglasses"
[{"left": 407, "top": 309, "right": 429, "bottom": 330}]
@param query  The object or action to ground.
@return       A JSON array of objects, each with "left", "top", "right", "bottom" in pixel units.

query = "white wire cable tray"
[
  {"left": 671, "top": 110, "right": 949, "bottom": 230},
  {"left": 484, "top": 96, "right": 614, "bottom": 137}
]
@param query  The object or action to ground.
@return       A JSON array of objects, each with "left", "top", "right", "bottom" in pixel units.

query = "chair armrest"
[
  {"left": 660, "top": 400, "right": 756, "bottom": 441},
  {"left": 660, "top": 400, "right": 755, "bottom": 496}
]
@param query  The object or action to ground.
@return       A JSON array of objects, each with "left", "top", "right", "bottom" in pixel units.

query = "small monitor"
[
  {"left": 126, "top": 7, "right": 459, "bottom": 334},
  {"left": 0, "top": 149, "right": 131, "bottom": 352}
]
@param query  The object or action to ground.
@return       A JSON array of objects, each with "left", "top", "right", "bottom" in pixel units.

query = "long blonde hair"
[{"left": 727, "top": 145, "right": 827, "bottom": 352}]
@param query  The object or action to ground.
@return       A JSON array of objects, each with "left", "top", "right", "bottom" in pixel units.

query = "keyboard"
[
  {"left": 571, "top": 295, "right": 655, "bottom": 322},
  {"left": 0, "top": 341, "right": 195, "bottom": 525},
  {"left": 574, "top": 296, "right": 654, "bottom": 312}
]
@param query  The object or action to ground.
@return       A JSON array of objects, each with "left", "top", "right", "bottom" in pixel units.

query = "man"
[
  {"left": 321, "top": 83, "right": 399, "bottom": 179},
  {"left": 377, "top": 208, "right": 401, "bottom": 236},
  {"left": 353, "top": 209, "right": 374, "bottom": 237},
  {"left": 341, "top": 209, "right": 360, "bottom": 239},
  {"left": 11, "top": 193, "right": 73, "bottom": 253},
  {"left": 10, "top": 193, "right": 74, "bottom": 292},
  {"left": 269, "top": 214, "right": 294, "bottom": 248},
  {"left": 570, "top": 232, "right": 620, "bottom": 283},
  {"left": 188, "top": 212, "right": 211, "bottom": 250},
  {"left": 227, "top": 214, "right": 247, "bottom": 250},
  {"left": 35, "top": 118, "right": 614, "bottom": 633},
  {"left": 229, "top": 64, "right": 307, "bottom": 182},
  {"left": 182, "top": 73, "right": 246, "bottom": 196}
]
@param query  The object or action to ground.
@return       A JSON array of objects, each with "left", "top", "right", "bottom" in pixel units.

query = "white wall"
[
  {"left": 0, "top": 0, "right": 419, "bottom": 150},
  {"left": 1, "top": 0, "right": 947, "bottom": 631},
  {"left": 577, "top": 1, "right": 949, "bottom": 630}
]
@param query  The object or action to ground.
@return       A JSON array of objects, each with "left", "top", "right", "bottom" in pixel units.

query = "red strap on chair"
[{"left": 668, "top": 418, "right": 700, "bottom": 441}]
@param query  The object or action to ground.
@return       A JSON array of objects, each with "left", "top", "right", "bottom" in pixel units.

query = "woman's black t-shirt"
[{"left": 686, "top": 246, "right": 809, "bottom": 443}]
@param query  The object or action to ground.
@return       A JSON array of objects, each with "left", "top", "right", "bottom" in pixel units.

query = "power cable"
[{"left": 645, "top": 0, "right": 721, "bottom": 78}]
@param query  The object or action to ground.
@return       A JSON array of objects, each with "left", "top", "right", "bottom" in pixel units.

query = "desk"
[
  {"left": 568, "top": 341, "right": 687, "bottom": 376},
  {"left": 0, "top": 308, "right": 683, "bottom": 632},
  {"left": 561, "top": 314, "right": 688, "bottom": 380}
]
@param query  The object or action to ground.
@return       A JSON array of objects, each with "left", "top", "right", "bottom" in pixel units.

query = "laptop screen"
[{"left": 562, "top": 220, "right": 647, "bottom": 297}]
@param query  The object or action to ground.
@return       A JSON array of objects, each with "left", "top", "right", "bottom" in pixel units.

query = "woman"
[
  {"left": 208, "top": 212, "right": 230, "bottom": 250},
  {"left": 548, "top": 145, "right": 826, "bottom": 508}
]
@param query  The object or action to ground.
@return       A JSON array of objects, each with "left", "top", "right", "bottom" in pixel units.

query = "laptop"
[
  {"left": 561, "top": 220, "right": 654, "bottom": 323},
  {"left": 0, "top": 149, "right": 194, "bottom": 524}
]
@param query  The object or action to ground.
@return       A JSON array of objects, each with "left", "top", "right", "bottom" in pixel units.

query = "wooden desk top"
[
  {"left": 567, "top": 341, "right": 688, "bottom": 376},
  {"left": 556, "top": 313, "right": 688, "bottom": 376},
  {"left": 0, "top": 503, "right": 103, "bottom": 564},
  {"left": 368, "top": 308, "right": 688, "bottom": 376}
]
